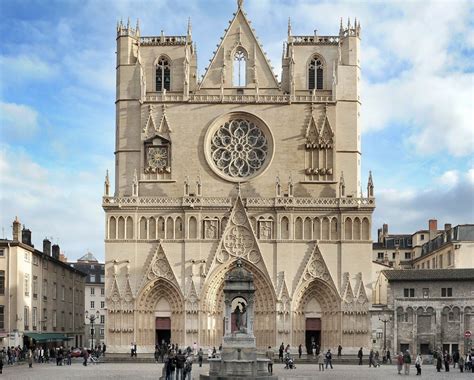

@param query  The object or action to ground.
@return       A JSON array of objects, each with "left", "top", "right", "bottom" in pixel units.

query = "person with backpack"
[
  {"left": 317, "top": 351, "right": 324, "bottom": 371},
  {"left": 403, "top": 350, "right": 411, "bottom": 375},
  {"left": 325, "top": 349, "right": 333, "bottom": 369},
  {"left": 184, "top": 354, "right": 193, "bottom": 380}
]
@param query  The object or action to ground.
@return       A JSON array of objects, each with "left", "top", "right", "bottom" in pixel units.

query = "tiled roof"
[
  {"left": 382, "top": 269, "right": 474, "bottom": 281},
  {"left": 77, "top": 252, "right": 99, "bottom": 262}
]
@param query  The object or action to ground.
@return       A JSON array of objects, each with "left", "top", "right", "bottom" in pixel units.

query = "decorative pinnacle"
[
  {"left": 288, "top": 17, "right": 292, "bottom": 37},
  {"left": 187, "top": 17, "right": 192, "bottom": 37},
  {"left": 237, "top": 0, "right": 243, "bottom": 9}
]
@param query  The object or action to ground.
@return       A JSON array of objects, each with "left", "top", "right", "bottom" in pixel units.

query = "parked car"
[{"left": 71, "top": 348, "right": 83, "bottom": 357}]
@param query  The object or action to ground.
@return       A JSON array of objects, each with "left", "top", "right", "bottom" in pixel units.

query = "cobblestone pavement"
[{"left": 1, "top": 361, "right": 471, "bottom": 379}]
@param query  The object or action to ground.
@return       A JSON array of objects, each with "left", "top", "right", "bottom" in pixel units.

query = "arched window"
[
  {"left": 156, "top": 57, "right": 170, "bottom": 92},
  {"left": 233, "top": 48, "right": 247, "bottom": 87},
  {"left": 308, "top": 56, "right": 324, "bottom": 90}
]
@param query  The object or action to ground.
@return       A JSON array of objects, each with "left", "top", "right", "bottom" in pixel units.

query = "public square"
[{"left": 0, "top": 362, "right": 472, "bottom": 380}]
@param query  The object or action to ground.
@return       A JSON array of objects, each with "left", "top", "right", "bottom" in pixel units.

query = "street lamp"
[
  {"left": 379, "top": 315, "right": 392, "bottom": 352},
  {"left": 85, "top": 310, "right": 100, "bottom": 349}
]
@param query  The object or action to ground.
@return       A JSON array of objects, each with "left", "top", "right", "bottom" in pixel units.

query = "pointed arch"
[
  {"left": 139, "top": 216, "right": 147, "bottom": 240},
  {"left": 330, "top": 217, "right": 338, "bottom": 240},
  {"left": 188, "top": 216, "right": 197, "bottom": 239},
  {"left": 308, "top": 54, "right": 325, "bottom": 90},
  {"left": 304, "top": 217, "right": 312, "bottom": 240},
  {"left": 321, "top": 217, "right": 330, "bottom": 240},
  {"left": 118, "top": 216, "right": 125, "bottom": 239},
  {"left": 344, "top": 218, "right": 353, "bottom": 240},
  {"left": 155, "top": 55, "right": 171, "bottom": 92},
  {"left": 109, "top": 216, "right": 117, "bottom": 239},
  {"left": 126, "top": 216, "right": 134, "bottom": 239},
  {"left": 200, "top": 258, "right": 277, "bottom": 348},
  {"left": 166, "top": 217, "right": 174, "bottom": 239},
  {"left": 313, "top": 217, "right": 321, "bottom": 240},
  {"left": 295, "top": 217, "right": 303, "bottom": 240},
  {"left": 233, "top": 47, "right": 248, "bottom": 87},
  {"left": 157, "top": 217, "right": 165, "bottom": 239},
  {"left": 362, "top": 218, "right": 370, "bottom": 240},
  {"left": 149, "top": 217, "right": 157, "bottom": 240},
  {"left": 353, "top": 217, "right": 361, "bottom": 240},
  {"left": 281, "top": 216, "right": 289, "bottom": 239},
  {"left": 175, "top": 216, "right": 183, "bottom": 239}
]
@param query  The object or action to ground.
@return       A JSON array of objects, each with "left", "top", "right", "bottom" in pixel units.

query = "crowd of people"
[{"left": 154, "top": 342, "right": 196, "bottom": 380}]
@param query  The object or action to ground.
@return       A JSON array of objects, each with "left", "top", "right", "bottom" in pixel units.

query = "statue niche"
[{"left": 231, "top": 297, "right": 248, "bottom": 333}]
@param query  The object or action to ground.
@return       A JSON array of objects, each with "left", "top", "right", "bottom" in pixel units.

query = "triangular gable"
[
  {"left": 319, "top": 114, "right": 334, "bottom": 147},
  {"left": 122, "top": 275, "right": 135, "bottom": 311},
  {"left": 205, "top": 195, "right": 272, "bottom": 284},
  {"left": 353, "top": 272, "right": 369, "bottom": 307},
  {"left": 106, "top": 275, "right": 122, "bottom": 311},
  {"left": 185, "top": 277, "right": 199, "bottom": 313},
  {"left": 305, "top": 114, "right": 319, "bottom": 147},
  {"left": 143, "top": 105, "right": 157, "bottom": 137},
  {"left": 199, "top": 4, "right": 279, "bottom": 89},
  {"left": 341, "top": 272, "right": 355, "bottom": 304},
  {"left": 293, "top": 243, "right": 338, "bottom": 294},
  {"left": 138, "top": 242, "right": 180, "bottom": 293},
  {"left": 143, "top": 105, "right": 172, "bottom": 141}
]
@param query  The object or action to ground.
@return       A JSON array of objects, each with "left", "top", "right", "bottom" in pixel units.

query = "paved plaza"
[{"left": 1, "top": 361, "right": 471, "bottom": 379}]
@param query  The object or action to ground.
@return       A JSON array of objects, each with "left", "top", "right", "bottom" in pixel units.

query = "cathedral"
[{"left": 103, "top": 0, "right": 376, "bottom": 354}]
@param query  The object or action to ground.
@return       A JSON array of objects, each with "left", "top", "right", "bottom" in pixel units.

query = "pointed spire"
[
  {"left": 288, "top": 175, "right": 294, "bottom": 197},
  {"left": 367, "top": 171, "right": 374, "bottom": 198},
  {"left": 275, "top": 176, "right": 281, "bottom": 197},
  {"left": 288, "top": 17, "right": 292, "bottom": 38},
  {"left": 127, "top": 17, "right": 130, "bottom": 30},
  {"left": 237, "top": 0, "right": 243, "bottom": 9},
  {"left": 339, "top": 172, "right": 345, "bottom": 197},
  {"left": 339, "top": 17, "right": 344, "bottom": 35},
  {"left": 196, "top": 175, "right": 202, "bottom": 196},
  {"left": 347, "top": 17, "right": 351, "bottom": 29},
  {"left": 104, "top": 170, "right": 110, "bottom": 197},
  {"left": 187, "top": 17, "right": 192, "bottom": 40},
  {"left": 136, "top": 18, "right": 140, "bottom": 36},
  {"left": 184, "top": 176, "right": 189, "bottom": 196}
]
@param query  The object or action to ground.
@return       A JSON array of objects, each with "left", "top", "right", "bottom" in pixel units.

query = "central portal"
[{"left": 155, "top": 317, "right": 171, "bottom": 346}]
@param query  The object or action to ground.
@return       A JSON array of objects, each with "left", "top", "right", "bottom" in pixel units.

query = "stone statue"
[{"left": 233, "top": 301, "right": 247, "bottom": 332}]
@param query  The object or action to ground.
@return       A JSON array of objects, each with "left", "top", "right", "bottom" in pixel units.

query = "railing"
[
  {"left": 292, "top": 35, "right": 339, "bottom": 45},
  {"left": 140, "top": 35, "right": 188, "bottom": 46},
  {"left": 143, "top": 93, "right": 333, "bottom": 104},
  {"left": 103, "top": 196, "right": 375, "bottom": 208}
]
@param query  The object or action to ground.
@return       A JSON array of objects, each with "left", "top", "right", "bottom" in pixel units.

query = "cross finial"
[{"left": 237, "top": 0, "right": 243, "bottom": 9}]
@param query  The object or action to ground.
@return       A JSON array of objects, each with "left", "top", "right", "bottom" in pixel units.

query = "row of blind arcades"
[
  {"left": 107, "top": 215, "right": 370, "bottom": 241},
  {"left": 154, "top": 53, "right": 325, "bottom": 91}
]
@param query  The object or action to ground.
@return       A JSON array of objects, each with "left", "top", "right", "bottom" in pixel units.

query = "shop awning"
[{"left": 25, "top": 333, "right": 71, "bottom": 342}]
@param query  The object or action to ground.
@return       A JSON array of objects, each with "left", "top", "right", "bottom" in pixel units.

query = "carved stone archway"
[
  {"left": 292, "top": 278, "right": 341, "bottom": 349},
  {"left": 200, "top": 259, "right": 276, "bottom": 348},
  {"left": 135, "top": 277, "right": 185, "bottom": 349}
]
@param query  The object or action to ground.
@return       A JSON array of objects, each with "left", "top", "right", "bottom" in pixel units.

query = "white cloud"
[
  {"left": 0, "top": 102, "right": 39, "bottom": 138},
  {"left": 0, "top": 145, "right": 112, "bottom": 261},
  {"left": 374, "top": 167, "right": 474, "bottom": 234},
  {"left": 0, "top": 54, "right": 57, "bottom": 82}
]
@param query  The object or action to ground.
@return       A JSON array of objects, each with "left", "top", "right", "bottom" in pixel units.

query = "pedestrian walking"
[
  {"left": 0, "top": 348, "right": 4, "bottom": 374},
  {"left": 444, "top": 351, "right": 450, "bottom": 372},
  {"left": 27, "top": 349, "right": 33, "bottom": 368},
  {"left": 312, "top": 341, "right": 316, "bottom": 358},
  {"left": 154, "top": 346, "right": 160, "bottom": 363},
  {"left": 403, "top": 350, "right": 411, "bottom": 375},
  {"left": 396, "top": 352, "right": 404, "bottom": 374},
  {"left": 266, "top": 346, "right": 274, "bottom": 374},
  {"left": 175, "top": 348, "right": 186, "bottom": 380},
  {"left": 82, "top": 348, "right": 89, "bottom": 366},
  {"left": 436, "top": 351, "right": 442, "bottom": 372},
  {"left": 198, "top": 348, "right": 203, "bottom": 367},
  {"left": 459, "top": 355, "right": 464, "bottom": 373},
  {"left": 130, "top": 342, "right": 134, "bottom": 358},
  {"left": 279, "top": 343, "right": 284, "bottom": 362},
  {"left": 453, "top": 350, "right": 459, "bottom": 368},
  {"left": 357, "top": 347, "right": 363, "bottom": 365},
  {"left": 298, "top": 344, "right": 302, "bottom": 359},
  {"left": 317, "top": 351, "right": 324, "bottom": 371},
  {"left": 386, "top": 349, "right": 392, "bottom": 364},
  {"left": 337, "top": 345, "right": 342, "bottom": 358},
  {"left": 325, "top": 349, "right": 333, "bottom": 369},
  {"left": 415, "top": 353, "right": 422, "bottom": 375},
  {"left": 184, "top": 354, "right": 193, "bottom": 380},
  {"left": 369, "top": 349, "right": 374, "bottom": 368}
]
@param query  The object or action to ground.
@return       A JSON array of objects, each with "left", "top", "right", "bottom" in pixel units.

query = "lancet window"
[
  {"left": 308, "top": 55, "right": 324, "bottom": 90},
  {"left": 155, "top": 56, "right": 171, "bottom": 92},
  {"left": 233, "top": 48, "right": 247, "bottom": 87}
]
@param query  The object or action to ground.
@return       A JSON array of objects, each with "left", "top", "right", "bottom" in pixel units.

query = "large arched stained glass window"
[
  {"left": 308, "top": 56, "right": 324, "bottom": 90},
  {"left": 156, "top": 57, "right": 170, "bottom": 92}
]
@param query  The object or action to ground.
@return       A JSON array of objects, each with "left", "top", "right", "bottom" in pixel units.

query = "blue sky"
[{"left": 0, "top": 0, "right": 473, "bottom": 261}]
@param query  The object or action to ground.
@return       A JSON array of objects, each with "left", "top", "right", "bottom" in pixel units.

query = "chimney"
[
  {"left": 444, "top": 223, "right": 452, "bottom": 231},
  {"left": 22, "top": 227, "right": 32, "bottom": 247},
  {"left": 43, "top": 239, "right": 51, "bottom": 256},
  {"left": 382, "top": 223, "right": 388, "bottom": 236},
  {"left": 52, "top": 244, "right": 60, "bottom": 260},
  {"left": 429, "top": 219, "right": 437, "bottom": 240},
  {"left": 12, "top": 217, "right": 21, "bottom": 242}
]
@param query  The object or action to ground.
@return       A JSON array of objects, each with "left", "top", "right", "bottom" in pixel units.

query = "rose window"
[{"left": 209, "top": 118, "right": 269, "bottom": 179}]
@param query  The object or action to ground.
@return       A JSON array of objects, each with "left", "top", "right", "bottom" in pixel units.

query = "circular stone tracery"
[{"left": 205, "top": 113, "right": 274, "bottom": 182}]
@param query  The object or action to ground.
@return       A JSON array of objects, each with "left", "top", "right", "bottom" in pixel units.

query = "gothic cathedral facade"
[{"left": 104, "top": 1, "right": 375, "bottom": 354}]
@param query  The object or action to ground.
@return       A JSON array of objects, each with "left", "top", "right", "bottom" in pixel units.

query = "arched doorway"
[
  {"left": 293, "top": 279, "right": 341, "bottom": 350},
  {"left": 200, "top": 259, "right": 276, "bottom": 348},
  {"left": 135, "top": 278, "right": 184, "bottom": 349}
]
